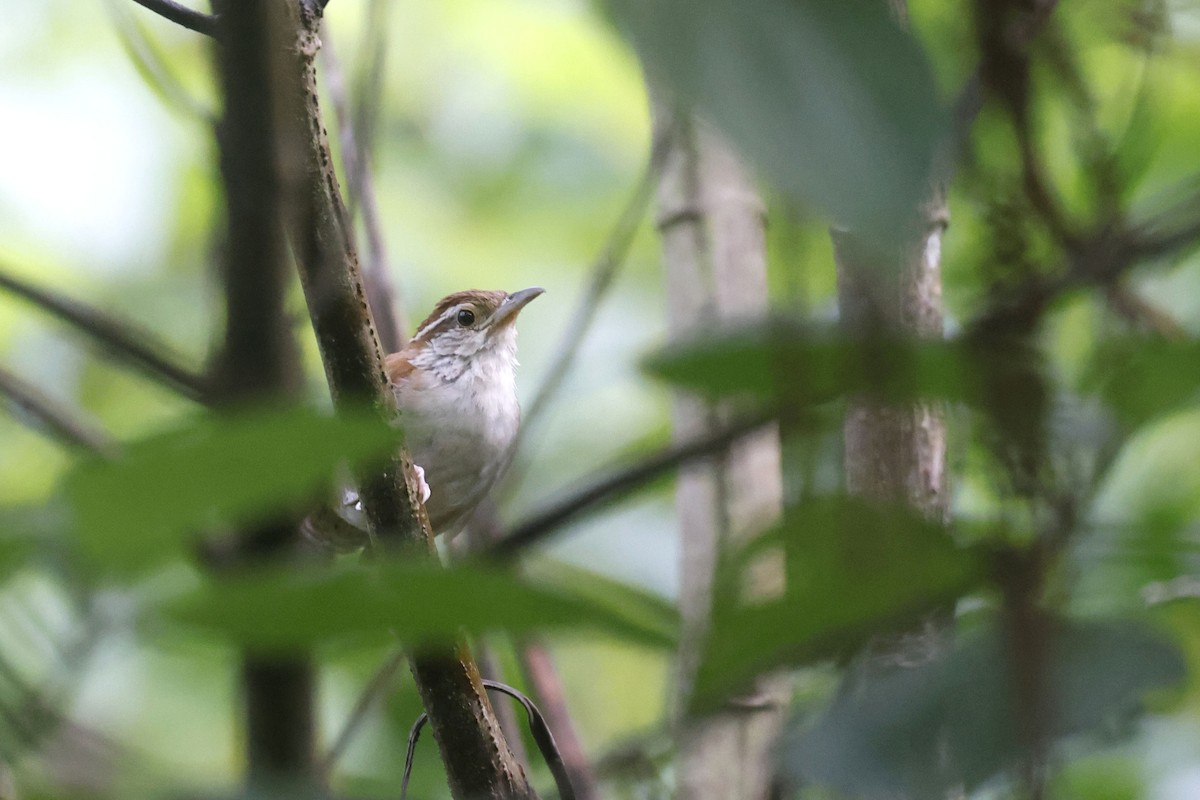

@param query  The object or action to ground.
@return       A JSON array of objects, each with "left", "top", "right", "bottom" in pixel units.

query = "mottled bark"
[
  {"left": 654, "top": 107, "right": 789, "bottom": 800},
  {"left": 834, "top": 193, "right": 949, "bottom": 521},
  {"left": 274, "top": 3, "right": 534, "bottom": 797}
]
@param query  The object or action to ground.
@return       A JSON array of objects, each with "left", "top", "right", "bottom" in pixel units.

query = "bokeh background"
[{"left": 3, "top": 0, "right": 1200, "bottom": 798}]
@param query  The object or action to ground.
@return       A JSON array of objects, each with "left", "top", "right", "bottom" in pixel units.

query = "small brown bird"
[
  {"left": 385, "top": 287, "right": 543, "bottom": 536},
  {"left": 309, "top": 287, "right": 543, "bottom": 547}
]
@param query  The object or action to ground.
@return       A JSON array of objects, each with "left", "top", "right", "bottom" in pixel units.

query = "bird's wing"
[{"left": 384, "top": 350, "right": 416, "bottom": 384}]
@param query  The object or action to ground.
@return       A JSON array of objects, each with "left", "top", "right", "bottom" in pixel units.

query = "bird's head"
[{"left": 404, "top": 287, "right": 544, "bottom": 379}]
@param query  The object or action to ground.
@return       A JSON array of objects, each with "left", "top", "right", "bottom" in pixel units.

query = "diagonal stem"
[{"left": 0, "top": 267, "right": 209, "bottom": 403}]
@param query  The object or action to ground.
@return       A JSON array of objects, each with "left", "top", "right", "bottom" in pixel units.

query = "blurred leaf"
[
  {"left": 64, "top": 406, "right": 401, "bottom": 573},
  {"left": 643, "top": 320, "right": 977, "bottom": 406},
  {"left": 608, "top": 0, "right": 946, "bottom": 240},
  {"left": 525, "top": 558, "right": 679, "bottom": 646},
  {"left": 165, "top": 561, "right": 678, "bottom": 651},
  {"left": 1085, "top": 338, "right": 1200, "bottom": 427},
  {"left": 782, "top": 618, "right": 1186, "bottom": 797},
  {"left": 690, "top": 496, "right": 984, "bottom": 711}
]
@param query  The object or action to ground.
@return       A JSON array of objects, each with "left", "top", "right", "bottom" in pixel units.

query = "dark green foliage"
[
  {"left": 167, "top": 559, "right": 678, "bottom": 652},
  {"left": 65, "top": 406, "right": 402, "bottom": 572},
  {"left": 782, "top": 619, "right": 1185, "bottom": 797},
  {"left": 691, "top": 496, "right": 985, "bottom": 712},
  {"left": 607, "top": 0, "right": 945, "bottom": 241}
]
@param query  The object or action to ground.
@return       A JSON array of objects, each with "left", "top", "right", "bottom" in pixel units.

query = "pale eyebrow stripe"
[{"left": 414, "top": 306, "right": 459, "bottom": 341}]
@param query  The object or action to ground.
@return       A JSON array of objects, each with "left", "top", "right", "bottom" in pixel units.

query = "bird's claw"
[{"left": 413, "top": 463, "right": 431, "bottom": 504}]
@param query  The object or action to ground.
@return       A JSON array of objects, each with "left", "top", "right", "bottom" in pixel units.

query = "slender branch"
[
  {"left": 0, "top": 367, "right": 114, "bottom": 456},
  {"left": 519, "top": 640, "right": 600, "bottom": 800},
  {"left": 402, "top": 680, "right": 576, "bottom": 800},
  {"left": 0, "top": 267, "right": 209, "bottom": 403},
  {"left": 489, "top": 413, "right": 775, "bottom": 560},
  {"left": 1105, "top": 285, "right": 1190, "bottom": 340},
  {"left": 107, "top": 0, "right": 213, "bottom": 120},
  {"left": 278, "top": 4, "right": 533, "bottom": 797},
  {"left": 321, "top": 646, "right": 407, "bottom": 777},
  {"left": 129, "top": 0, "right": 217, "bottom": 37},
  {"left": 320, "top": 24, "right": 408, "bottom": 349},
  {"left": 522, "top": 130, "right": 672, "bottom": 431}
]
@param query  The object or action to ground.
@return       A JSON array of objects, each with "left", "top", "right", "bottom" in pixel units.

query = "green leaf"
[
  {"left": 524, "top": 558, "right": 680, "bottom": 646},
  {"left": 643, "top": 320, "right": 978, "bottom": 407},
  {"left": 782, "top": 618, "right": 1186, "bottom": 797},
  {"left": 608, "top": 0, "right": 946, "bottom": 240},
  {"left": 0, "top": 506, "right": 45, "bottom": 579},
  {"left": 690, "top": 496, "right": 984, "bottom": 711},
  {"left": 163, "top": 561, "right": 679, "bottom": 651},
  {"left": 64, "top": 406, "right": 401, "bottom": 573},
  {"left": 1084, "top": 338, "right": 1200, "bottom": 427}
]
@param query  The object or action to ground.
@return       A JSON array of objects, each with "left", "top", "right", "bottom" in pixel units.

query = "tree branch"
[
  {"left": 319, "top": 24, "right": 408, "bottom": 350},
  {"left": 210, "top": 0, "right": 313, "bottom": 786},
  {"left": 129, "top": 0, "right": 217, "bottom": 37},
  {"left": 522, "top": 129, "right": 672, "bottom": 430},
  {"left": 275, "top": 3, "right": 533, "bottom": 797},
  {"left": 321, "top": 646, "right": 407, "bottom": 777},
  {"left": 0, "top": 267, "right": 209, "bottom": 403},
  {"left": 488, "top": 412, "right": 775, "bottom": 560},
  {"left": 0, "top": 367, "right": 115, "bottom": 457}
]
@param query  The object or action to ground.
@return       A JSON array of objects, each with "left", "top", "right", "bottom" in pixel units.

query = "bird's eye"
[{"left": 456, "top": 309, "right": 476, "bottom": 326}]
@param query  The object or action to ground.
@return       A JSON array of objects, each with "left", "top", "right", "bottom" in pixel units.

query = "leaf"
[
  {"left": 643, "top": 320, "right": 978, "bottom": 407},
  {"left": 524, "top": 558, "right": 680, "bottom": 646},
  {"left": 607, "top": 0, "right": 946, "bottom": 240},
  {"left": 1084, "top": 338, "right": 1200, "bottom": 427},
  {"left": 163, "top": 561, "right": 679, "bottom": 651},
  {"left": 64, "top": 406, "right": 401, "bottom": 573},
  {"left": 689, "top": 496, "right": 984, "bottom": 711},
  {"left": 782, "top": 618, "right": 1186, "bottom": 798}
]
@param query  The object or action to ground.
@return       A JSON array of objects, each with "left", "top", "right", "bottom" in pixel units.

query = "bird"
[
  {"left": 385, "top": 286, "right": 543, "bottom": 536},
  {"left": 306, "top": 287, "right": 543, "bottom": 548}
]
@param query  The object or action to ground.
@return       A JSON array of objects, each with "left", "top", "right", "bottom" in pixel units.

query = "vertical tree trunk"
[
  {"left": 834, "top": 192, "right": 949, "bottom": 520},
  {"left": 653, "top": 106, "right": 789, "bottom": 800},
  {"left": 210, "top": 0, "right": 314, "bottom": 787}
]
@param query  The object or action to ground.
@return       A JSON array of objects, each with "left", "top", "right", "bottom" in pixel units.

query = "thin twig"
[
  {"left": 107, "top": 0, "right": 212, "bottom": 120},
  {"left": 402, "top": 680, "right": 576, "bottom": 800},
  {"left": 520, "top": 639, "right": 600, "bottom": 800},
  {"left": 0, "top": 267, "right": 209, "bottom": 403},
  {"left": 1105, "top": 285, "right": 1190, "bottom": 340},
  {"left": 522, "top": 131, "right": 673, "bottom": 432},
  {"left": 0, "top": 367, "right": 115, "bottom": 457},
  {"left": 129, "top": 0, "right": 216, "bottom": 37},
  {"left": 320, "top": 24, "right": 407, "bottom": 349},
  {"left": 489, "top": 413, "right": 775, "bottom": 560},
  {"left": 321, "top": 646, "right": 407, "bottom": 777}
]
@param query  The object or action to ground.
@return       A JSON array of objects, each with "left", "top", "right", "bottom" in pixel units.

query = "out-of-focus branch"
[
  {"left": 210, "top": 0, "right": 312, "bottom": 786},
  {"left": 107, "top": 0, "right": 213, "bottom": 120},
  {"left": 129, "top": 0, "right": 217, "bottom": 37},
  {"left": 652, "top": 105, "right": 788, "bottom": 800},
  {"left": 319, "top": 25, "right": 407, "bottom": 350},
  {"left": 488, "top": 412, "right": 775, "bottom": 560},
  {"left": 276, "top": 4, "right": 534, "bottom": 797},
  {"left": 944, "top": 0, "right": 1061, "bottom": 183},
  {"left": 521, "top": 131, "right": 672, "bottom": 432},
  {"left": 1105, "top": 285, "right": 1189, "bottom": 340},
  {"left": 322, "top": 646, "right": 407, "bottom": 777},
  {"left": 0, "top": 367, "right": 115, "bottom": 457},
  {"left": 0, "top": 267, "right": 209, "bottom": 404},
  {"left": 519, "top": 640, "right": 599, "bottom": 800}
]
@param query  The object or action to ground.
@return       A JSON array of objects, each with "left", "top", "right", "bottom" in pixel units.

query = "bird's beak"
[{"left": 490, "top": 287, "right": 544, "bottom": 329}]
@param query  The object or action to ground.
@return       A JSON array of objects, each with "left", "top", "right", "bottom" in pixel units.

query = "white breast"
[{"left": 392, "top": 330, "right": 521, "bottom": 535}]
